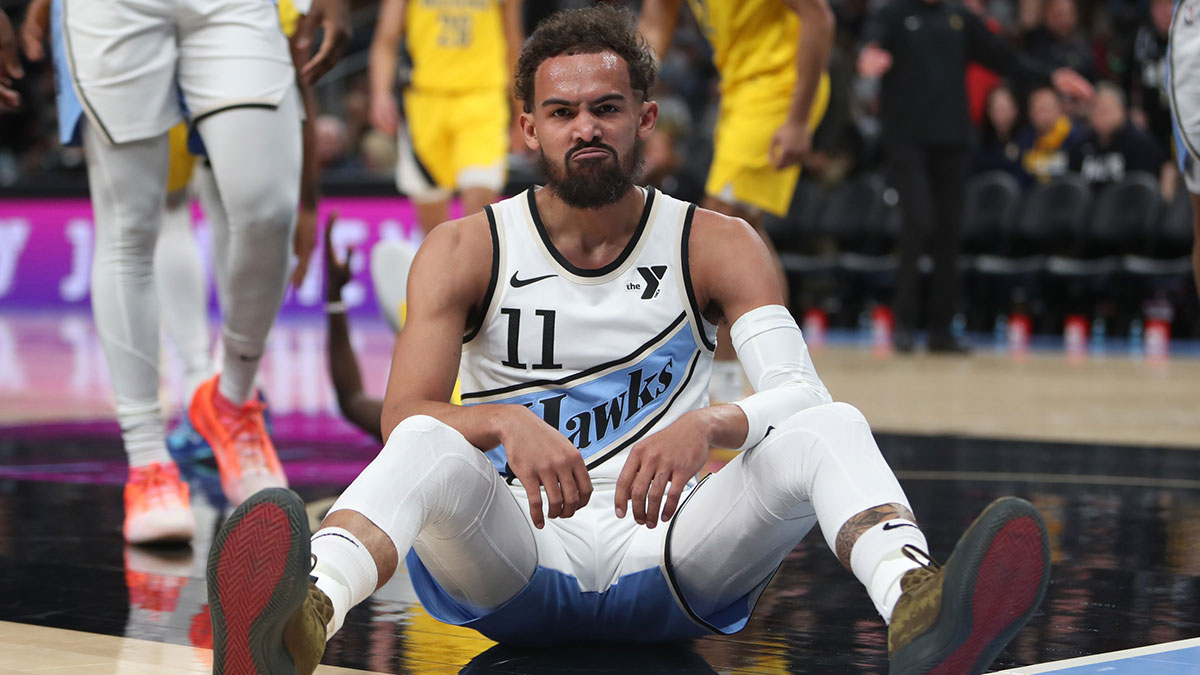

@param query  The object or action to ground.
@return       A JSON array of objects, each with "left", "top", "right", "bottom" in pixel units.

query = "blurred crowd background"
[{"left": 1, "top": 0, "right": 1195, "bottom": 336}]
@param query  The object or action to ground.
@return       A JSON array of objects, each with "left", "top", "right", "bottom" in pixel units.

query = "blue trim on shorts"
[
  {"left": 405, "top": 549, "right": 758, "bottom": 645},
  {"left": 51, "top": 0, "right": 83, "bottom": 147}
]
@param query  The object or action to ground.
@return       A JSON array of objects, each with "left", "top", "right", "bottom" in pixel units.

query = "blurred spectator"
[
  {"left": 860, "top": 0, "right": 1092, "bottom": 353},
  {"left": 1023, "top": 0, "right": 1098, "bottom": 82},
  {"left": 973, "top": 82, "right": 1028, "bottom": 183},
  {"left": 1127, "top": 0, "right": 1174, "bottom": 146},
  {"left": 316, "top": 115, "right": 358, "bottom": 171},
  {"left": 1017, "top": 85, "right": 1085, "bottom": 184},
  {"left": 1070, "top": 82, "right": 1172, "bottom": 194},
  {"left": 359, "top": 128, "right": 398, "bottom": 176}
]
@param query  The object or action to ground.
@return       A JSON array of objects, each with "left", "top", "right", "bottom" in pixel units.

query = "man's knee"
[
  {"left": 780, "top": 401, "right": 870, "bottom": 435},
  {"left": 380, "top": 414, "right": 481, "bottom": 468}
]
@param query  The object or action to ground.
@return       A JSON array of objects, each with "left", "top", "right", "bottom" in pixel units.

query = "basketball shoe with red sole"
[
  {"left": 888, "top": 496, "right": 1052, "bottom": 675},
  {"left": 207, "top": 488, "right": 330, "bottom": 675}
]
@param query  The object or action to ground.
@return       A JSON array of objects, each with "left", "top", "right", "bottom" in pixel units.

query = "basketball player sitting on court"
[{"left": 206, "top": 7, "right": 1051, "bottom": 675}]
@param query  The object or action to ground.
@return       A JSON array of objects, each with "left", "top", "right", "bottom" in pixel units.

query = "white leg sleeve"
[
  {"left": 669, "top": 402, "right": 913, "bottom": 617},
  {"left": 328, "top": 415, "right": 537, "bottom": 611},
  {"left": 83, "top": 125, "right": 172, "bottom": 468},
  {"left": 154, "top": 192, "right": 212, "bottom": 404},
  {"left": 193, "top": 162, "right": 231, "bottom": 316},
  {"left": 195, "top": 87, "right": 301, "bottom": 404}
]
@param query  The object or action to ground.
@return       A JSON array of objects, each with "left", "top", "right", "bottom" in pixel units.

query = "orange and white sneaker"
[
  {"left": 124, "top": 462, "right": 195, "bottom": 544},
  {"left": 189, "top": 376, "right": 287, "bottom": 506}
]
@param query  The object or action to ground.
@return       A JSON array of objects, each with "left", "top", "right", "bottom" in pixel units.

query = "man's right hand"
[
  {"left": 369, "top": 93, "right": 400, "bottom": 136},
  {"left": 857, "top": 43, "right": 892, "bottom": 78},
  {"left": 501, "top": 406, "right": 593, "bottom": 529},
  {"left": 0, "top": 10, "right": 22, "bottom": 110}
]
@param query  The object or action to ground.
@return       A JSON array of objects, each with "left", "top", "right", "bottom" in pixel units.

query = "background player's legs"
[
  {"left": 414, "top": 199, "right": 449, "bottom": 238},
  {"left": 926, "top": 146, "right": 969, "bottom": 349},
  {"left": 84, "top": 126, "right": 194, "bottom": 542},
  {"left": 84, "top": 128, "right": 173, "bottom": 468},
  {"left": 669, "top": 402, "right": 925, "bottom": 622},
  {"left": 155, "top": 188, "right": 213, "bottom": 404},
  {"left": 886, "top": 143, "right": 933, "bottom": 352},
  {"left": 314, "top": 415, "right": 536, "bottom": 636},
  {"left": 461, "top": 186, "right": 499, "bottom": 218},
  {"left": 195, "top": 89, "right": 301, "bottom": 406}
]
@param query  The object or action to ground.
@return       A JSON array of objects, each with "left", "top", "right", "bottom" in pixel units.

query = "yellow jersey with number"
[
  {"left": 406, "top": 0, "right": 507, "bottom": 92},
  {"left": 686, "top": 0, "right": 799, "bottom": 93}
]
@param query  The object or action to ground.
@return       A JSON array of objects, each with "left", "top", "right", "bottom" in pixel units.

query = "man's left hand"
[
  {"left": 614, "top": 411, "right": 712, "bottom": 528},
  {"left": 290, "top": 207, "right": 317, "bottom": 289},
  {"left": 769, "top": 119, "right": 811, "bottom": 170},
  {"left": 297, "top": 0, "right": 350, "bottom": 85}
]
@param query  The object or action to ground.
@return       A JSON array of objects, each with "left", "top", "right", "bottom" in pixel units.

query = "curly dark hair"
[{"left": 514, "top": 4, "right": 657, "bottom": 114}]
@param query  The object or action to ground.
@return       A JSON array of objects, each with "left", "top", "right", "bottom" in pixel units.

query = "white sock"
[
  {"left": 849, "top": 519, "right": 928, "bottom": 623},
  {"left": 310, "top": 527, "right": 378, "bottom": 639},
  {"left": 120, "top": 401, "right": 172, "bottom": 468},
  {"left": 709, "top": 359, "right": 748, "bottom": 404}
]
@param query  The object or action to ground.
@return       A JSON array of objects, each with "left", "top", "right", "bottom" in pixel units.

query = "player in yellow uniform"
[
  {"left": 640, "top": 0, "right": 834, "bottom": 401},
  {"left": 369, "top": 0, "right": 523, "bottom": 236}
]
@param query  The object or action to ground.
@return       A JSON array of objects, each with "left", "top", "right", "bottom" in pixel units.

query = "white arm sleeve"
[{"left": 729, "top": 305, "right": 832, "bottom": 451}]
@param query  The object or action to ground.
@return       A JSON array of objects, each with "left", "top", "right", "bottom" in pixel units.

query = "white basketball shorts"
[{"left": 62, "top": 0, "right": 295, "bottom": 145}]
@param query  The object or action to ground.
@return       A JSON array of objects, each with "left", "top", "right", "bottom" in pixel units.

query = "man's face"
[
  {"left": 521, "top": 51, "right": 657, "bottom": 209},
  {"left": 1089, "top": 91, "right": 1126, "bottom": 138},
  {"left": 1045, "top": 0, "right": 1077, "bottom": 39},
  {"left": 1029, "top": 90, "right": 1063, "bottom": 134}
]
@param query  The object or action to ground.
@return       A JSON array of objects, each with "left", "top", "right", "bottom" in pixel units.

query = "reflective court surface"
[{"left": 2, "top": 312, "right": 1200, "bottom": 673}]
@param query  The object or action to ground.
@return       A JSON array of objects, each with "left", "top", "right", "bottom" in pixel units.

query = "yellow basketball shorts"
[
  {"left": 398, "top": 87, "right": 509, "bottom": 201},
  {"left": 706, "top": 71, "right": 830, "bottom": 217},
  {"left": 166, "top": 122, "right": 198, "bottom": 194}
]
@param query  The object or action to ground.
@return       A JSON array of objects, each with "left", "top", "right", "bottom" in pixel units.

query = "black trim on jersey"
[
  {"left": 680, "top": 204, "right": 716, "bottom": 351},
  {"left": 661, "top": 473, "right": 721, "bottom": 634},
  {"left": 583, "top": 349, "right": 702, "bottom": 470},
  {"left": 662, "top": 472, "right": 784, "bottom": 635},
  {"left": 60, "top": 1, "right": 115, "bottom": 146},
  {"left": 526, "top": 187, "right": 656, "bottom": 278},
  {"left": 460, "top": 312, "right": 687, "bottom": 400},
  {"left": 464, "top": 205, "right": 501, "bottom": 344},
  {"left": 191, "top": 102, "right": 279, "bottom": 126}
]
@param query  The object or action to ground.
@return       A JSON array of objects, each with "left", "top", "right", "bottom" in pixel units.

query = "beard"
[{"left": 536, "top": 138, "right": 644, "bottom": 210}]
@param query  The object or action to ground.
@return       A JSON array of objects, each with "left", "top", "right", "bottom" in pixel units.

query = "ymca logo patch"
[{"left": 627, "top": 265, "right": 667, "bottom": 299}]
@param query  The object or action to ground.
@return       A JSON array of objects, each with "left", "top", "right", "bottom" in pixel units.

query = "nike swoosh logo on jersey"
[
  {"left": 882, "top": 521, "right": 918, "bottom": 531},
  {"left": 510, "top": 272, "right": 556, "bottom": 288}
]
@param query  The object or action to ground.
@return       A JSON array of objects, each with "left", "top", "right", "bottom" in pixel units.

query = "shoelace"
[
  {"left": 134, "top": 465, "right": 184, "bottom": 510},
  {"left": 900, "top": 544, "right": 943, "bottom": 589},
  {"left": 221, "top": 401, "right": 271, "bottom": 473}
]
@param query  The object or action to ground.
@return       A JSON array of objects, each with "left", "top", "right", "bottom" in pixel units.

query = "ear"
[
  {"left": 519, "top": 110, "right": 541, "bottom": 151},
  {"left": 637, "top": 99, "right": 659, "bottom": 140}
]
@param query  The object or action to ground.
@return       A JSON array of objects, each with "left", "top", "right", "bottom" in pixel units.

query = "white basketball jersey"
[{"left": 460, "top": 187, "right": 717, "bottom": 484}]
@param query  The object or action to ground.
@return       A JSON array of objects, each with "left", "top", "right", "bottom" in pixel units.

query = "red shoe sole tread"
[
  {"left": 927, "top": 517, "right": 1045, "bottom": 675},
  {"left": 207, "top": 489, "right": 310, "bottom": 675}
]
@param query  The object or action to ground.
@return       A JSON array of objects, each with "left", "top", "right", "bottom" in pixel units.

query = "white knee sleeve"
[{"left": 767, "top": 402, "right": 911, "bottom": 553}]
